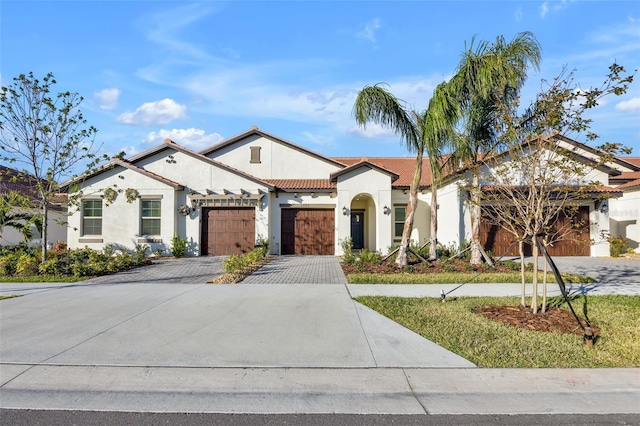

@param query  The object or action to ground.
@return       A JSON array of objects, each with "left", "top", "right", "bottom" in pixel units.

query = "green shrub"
[
  {"left": 359, "top": 248, "right": 381, "bottom": 264},
  {"left": 222, "top": 248, "right": 266, "bottom": 274},
  {"left": 256, "top": 237, "right": 270, "bottom": 257},
  {"left": 38, "top": 258, "right": 64, "bottom": 275},
  {"left": 341, "top": 237, "right": 355, "bottom": 264},
  {"left": 132, "top": 244, "right": 149, "bottom": 265},
  {"left": 609, "top": 235, "right": 628, "bottom": 257},
  {"left": 171, "top": 234, "right": 188, "bottom": 258},
  {"left": 223, "top": 254, "right": 243, "bottom": 273},
  {"left": 15, "top": 253, "right": 39, "bottom": 276},
  {"left": 0, "top": 253, "right": 18, "bottom": 276}
]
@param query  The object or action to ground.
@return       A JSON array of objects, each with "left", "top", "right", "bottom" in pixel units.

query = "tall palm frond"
[{"left": 353, "top": 83, "right": 421, "bottom": 153}]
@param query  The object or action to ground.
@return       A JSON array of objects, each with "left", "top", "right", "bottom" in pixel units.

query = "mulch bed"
[
  {"left": 341, "top": 257, "right": 523, "bottom": 275},
  {"left": 475, "top": 305, "right": 599, "bottom": 336}
]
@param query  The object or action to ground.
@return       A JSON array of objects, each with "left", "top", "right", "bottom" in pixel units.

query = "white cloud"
[
  {"left": 540, "top": 0, "right": 575, "bottom": 19},
  {"left": 615, "top": 97, "right": 640, "bottom": 113},
  {"left": 141, "top": 3, "right": 217, "bottom": 60},
  {"left": 346, "top": 122, "right": 395, "bottom": 139},
  {"left": 118, "top": 145, "right": 140, "bottom": 157},
  {"left": 117, "top": 98, "right": 186, "bottom": 126},
  {"left": 301, "top": 131, "right": 335, "bottom": 147},
  {"left": 357, "top": 18, "right": 381, "bottom": 44},
  {"left": 94, "top": 88, "right": 120, "bottom": 110},
  {"left": 143, "top": 128, "right": 223, "bottom": 149},
  {"left": 515, "top": 7, "right": 523, "bottom": 21},
  {"left": 540, "top": 2, "right": 549, "bottom": 18}
]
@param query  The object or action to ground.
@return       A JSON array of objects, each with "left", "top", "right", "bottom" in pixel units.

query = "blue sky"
[{"left": 2, "top": 0, "right": 639, "bottom": 173}]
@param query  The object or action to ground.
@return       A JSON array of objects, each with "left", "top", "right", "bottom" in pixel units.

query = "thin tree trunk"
[
  {"left": 519, "top": 240, "right": 526, "bottom": 307},
  {"left": 429, "top": 183, "right": 437, "bottom": 260},
  {"left": 41, "top": 199, "right": 48, "bottom": 261},
  {"left": 470, "top": 170, "right": 482, "bottom": 265},
  {"left": 542, "top": 238, "right": 548, "bottom": 313},
  {"left": 396, "top": 151, "right": 424, "bottom": 269},
  {"left": 532, "top": 242, "right": 539, "bottom": 314}
]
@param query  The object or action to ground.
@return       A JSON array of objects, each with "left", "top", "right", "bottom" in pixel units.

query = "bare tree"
[
  {"left": 477, "top": 64, "right": 634, "bottom": 313},
  {"left": 0, "top": 72, "right": 104, "bottom": 259}
]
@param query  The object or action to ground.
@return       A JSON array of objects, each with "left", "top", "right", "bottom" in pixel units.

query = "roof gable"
[
  {"left": 199, "top": 126, "right": 346, "bottom": 169},
  {"left": 329, "top": 159, "right": 399, "bottom": 183},
  {"left": 63, "top": 139, "right": 275, "bottom": 191}
]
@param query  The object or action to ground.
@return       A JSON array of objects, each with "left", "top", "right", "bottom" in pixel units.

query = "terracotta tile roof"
[
  {"left": 332, "top": 157, "right": 432, "bottom": 187},
  {"left": 263, "top": 179, "right": 335, "bottom": 190},
  {"left": 620, "top": 157, "right": 640, "bottom": 168},
  {"left": 616, "top": 179, "right": 640, "bottom": 190},
  {"left": 1, "top": 165, "right": 66, "bottom": 206},
  {"left": 481, "top": 184, "right": 623, "bottom": 196},
  {"left": 610, "top": 171, "right": 640, "bottom": 181},
  {"left": 0, "top": 165, "right": 41, "bottom": 197}
]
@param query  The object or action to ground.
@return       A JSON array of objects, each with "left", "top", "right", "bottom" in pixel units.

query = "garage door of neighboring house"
[
  {"left": 201, "top": 207, "right": 255, "bottom": 256},
  {"left": 481, "top": 206, "right": 590, "bottom": 257},
  {"left": 281, "top": 209, "right": 335, "bottom": 255}
]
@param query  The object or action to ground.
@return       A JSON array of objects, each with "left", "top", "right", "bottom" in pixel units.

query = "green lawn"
[
  {"left": 347, "top": 271, "right": 595, "bottom": 284},
  {"left": 356, "top": 295, "right": 640, "bottom": 368}
]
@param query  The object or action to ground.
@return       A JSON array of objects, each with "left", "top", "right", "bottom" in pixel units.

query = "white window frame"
[
  {"left": 140, "top": 199, "right": 162, "bottom": 236},
  {"left": 81, "top": 199, "right": 103, "bottom": 236}
]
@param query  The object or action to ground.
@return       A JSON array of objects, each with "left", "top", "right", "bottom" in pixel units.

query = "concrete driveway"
[
  {"left": 530, "top": 256, "right": 640, "bottom": 283},
  {"left": 0, "top": 262, "right": 471, "bottom": 369}
]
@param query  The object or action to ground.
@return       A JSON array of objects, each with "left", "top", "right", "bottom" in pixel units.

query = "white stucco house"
[{"left": 62, "top": 127, "right": 640, "bottom": 257}]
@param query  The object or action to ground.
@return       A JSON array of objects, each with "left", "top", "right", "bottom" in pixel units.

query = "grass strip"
[
  {"left": 356, "top": 295, "right": 640, "bottom": 368},
  {"left": 347, "top": 271, "right": 594, "bottom": 284},
  {"left": 0, "top": 295, "right": 21, "bottom": 300},
  {"left": 0, "top": 275, "right": 87, "bottom": 283}
]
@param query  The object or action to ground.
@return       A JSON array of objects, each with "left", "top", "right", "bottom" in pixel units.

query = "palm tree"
[
  {"left": 422, "top": 82, "right": 460, "bottom": 260},
  {"left": 354, "top": 84, "right": 454, "bottom": 267},
  {"left": 445, "top": 32, "right": 542, "bottom": 264}
]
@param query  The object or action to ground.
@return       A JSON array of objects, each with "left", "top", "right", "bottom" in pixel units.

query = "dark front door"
[{"left": 351, "top": 211, "right": 365, "bottom": 250}]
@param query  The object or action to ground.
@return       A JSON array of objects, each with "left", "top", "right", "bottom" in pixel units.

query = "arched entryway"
[{"left": 349, "top": 193, "right": 377, "bottom": 251}]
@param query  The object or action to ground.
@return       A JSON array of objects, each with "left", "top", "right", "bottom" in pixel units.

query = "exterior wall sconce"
[
  {"left": 383, "top": 205, "right": 390, "bottom": 215},
  {"left": 342, "top": 206, "right": 348, "bottom": 215},
  {"left": 191, "top": 199, "right": 197, "bottom": 209}
]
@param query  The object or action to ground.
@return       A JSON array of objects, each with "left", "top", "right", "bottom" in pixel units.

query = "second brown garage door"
[
  {"left": 480, "top": 206, "right": 590, "bottom": 257},
  {"left": 281, "top": 209, "right": 335, "bottom": 255},
  {"left": 201, "top": 207, "right": 255, "bottom": 255}
]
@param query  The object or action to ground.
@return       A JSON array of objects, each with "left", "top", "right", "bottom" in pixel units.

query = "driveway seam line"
[{"left": 402, "top": 368, "right": 430, "bottom": 415}]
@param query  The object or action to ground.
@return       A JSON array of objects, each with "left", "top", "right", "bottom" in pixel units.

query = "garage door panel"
[
  {"left": 480, "top": 206, "right": 590, "bottom": 257},
  {"left": 201, "top": 207, "right": 255, "bottom": 256},
  {"left": 281, "top": 209, "right": 334, "bottom": 255}
]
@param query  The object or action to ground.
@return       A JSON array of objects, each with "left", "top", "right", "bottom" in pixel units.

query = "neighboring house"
[
  {"left": 608, "top": 157, "right": 640, "bottom": 253},
  {"left": 0, "top": 165, "right": 67, "bottom": 247},
  {"left": 62, "top": 127, "right": 640, "bottom": 257}
]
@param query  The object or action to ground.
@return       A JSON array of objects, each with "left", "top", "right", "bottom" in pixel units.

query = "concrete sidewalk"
[{"left": 1, "top": 255, "right": 639, "bottom": 415}]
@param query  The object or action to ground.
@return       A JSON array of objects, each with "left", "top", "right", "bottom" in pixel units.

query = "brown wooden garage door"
[
  {"left": 201, "top": 207, "right": 255, "bottom": 255},
  {"left": 480, "top": 206, "right": 590, "bottom": 257},
  {"left": 281, "top": 209, "right": 334, "bottom": 255}
]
